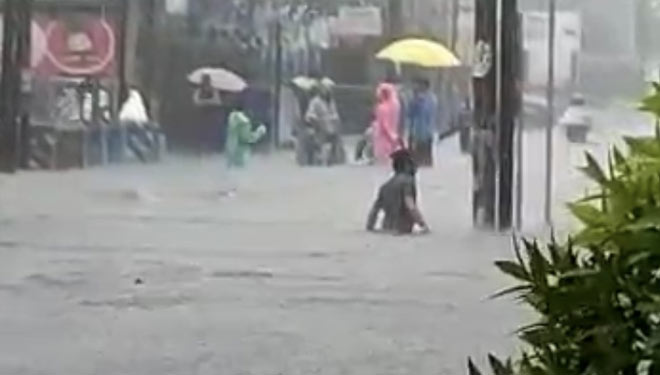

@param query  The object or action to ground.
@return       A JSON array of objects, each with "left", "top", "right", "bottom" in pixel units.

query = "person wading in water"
[{"left": 366, "top": 149, "right": 430, "bottom": 234}]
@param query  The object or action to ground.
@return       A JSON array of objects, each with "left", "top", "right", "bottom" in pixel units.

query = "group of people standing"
[
  {"left": 190, "top": 71, "right": 443, "bottom": 172},
  {"left": 294, "top": 74, "right": 440, "bottom": 169},
  {"left": 369, "top": 76, "right": 438, "bottom": 168}
]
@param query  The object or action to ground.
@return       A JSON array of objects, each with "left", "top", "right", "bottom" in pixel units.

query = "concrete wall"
[
  {"left": 579, "top": 0, "right": 643, "bottom": 97},
  {"left": 522, "top": 11, "right": 581, "bottom": 89}
]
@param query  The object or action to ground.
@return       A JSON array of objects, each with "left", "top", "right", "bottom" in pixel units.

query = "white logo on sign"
[{"left": 473, "top": 40, "right": 492, "bottom": 78}]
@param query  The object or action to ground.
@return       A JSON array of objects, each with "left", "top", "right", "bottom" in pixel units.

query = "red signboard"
[
  {"left": 37, "top": 15, "right": 117, "bottom": 77},
  {"left": 0, "top": 13, "right": 117, "bottom": 77}
]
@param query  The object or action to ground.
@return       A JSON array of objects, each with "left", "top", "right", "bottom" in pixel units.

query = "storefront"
[{"left": 1, "top": 0, "right": 125, "bottom": 168}]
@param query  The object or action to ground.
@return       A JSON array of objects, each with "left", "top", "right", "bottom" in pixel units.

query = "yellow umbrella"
[{"left": 376, "top": 38, "right": 461, "bottom": 68}]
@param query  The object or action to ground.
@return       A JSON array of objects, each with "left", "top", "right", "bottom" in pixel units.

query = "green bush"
[{"left": 470, "top": 85, "right": 660, "bottom": 375}]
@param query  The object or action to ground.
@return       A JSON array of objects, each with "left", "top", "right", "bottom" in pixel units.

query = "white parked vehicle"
[{"left": 560, "top": 94, "right": 592, "bottom": 143}]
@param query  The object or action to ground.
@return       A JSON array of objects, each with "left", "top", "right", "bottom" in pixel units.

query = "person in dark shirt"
[{"left": 366, "top": 149, "right": 430, "bottom": 234}]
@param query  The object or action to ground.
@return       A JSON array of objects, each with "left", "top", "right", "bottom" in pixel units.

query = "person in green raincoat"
[{"left": 225, "top": 99, "right": 267, "bottom": 168}]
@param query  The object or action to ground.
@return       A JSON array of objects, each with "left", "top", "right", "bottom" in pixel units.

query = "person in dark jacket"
[{"left": 366, "top": 149, "right": 430, "bottom": 234}]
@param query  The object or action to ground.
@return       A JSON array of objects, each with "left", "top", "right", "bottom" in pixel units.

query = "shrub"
[{"left": 470, "top": 85, "right": 660, "bottom": 375}]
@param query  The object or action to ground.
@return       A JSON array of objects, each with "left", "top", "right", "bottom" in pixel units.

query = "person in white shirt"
[{"left": 119, "top": 87, "right": 161, "bottom": 162}]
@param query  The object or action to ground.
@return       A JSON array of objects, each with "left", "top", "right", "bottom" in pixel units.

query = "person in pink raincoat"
[{"left": 372, "top": 83, "right": 402, "bottom": 163}]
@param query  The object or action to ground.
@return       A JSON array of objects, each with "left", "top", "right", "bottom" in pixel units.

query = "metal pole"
[
  {"left": 544, "top": 0, "right": 557, "bottom": 226},
  {"left": 515, "top": 14, "right": 524, "bottom": 231},
  {"left": 272, "top": 19, "right": 283, "bottom": 149},
  {"left": 0, "top": 0, "right": 20, "bottom": 173},
  {"left": 494, "top": 0, "right": 503, "bottom": 230},
  {"left": 116, "top": 0, "right": 129, "bottom": 164},
  {"left": 515, "top": 116, "right": 523, "bottom": 229}
]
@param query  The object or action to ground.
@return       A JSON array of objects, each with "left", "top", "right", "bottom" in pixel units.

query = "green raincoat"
[{"left": 225, "top": 110, "right": 266, "bottom": 168}]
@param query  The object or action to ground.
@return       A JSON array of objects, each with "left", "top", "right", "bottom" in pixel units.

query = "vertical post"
[
  {"left": 0, "top": 0, "right": 27, "bottom": 173},
  {"left": 544, "top": 0, "right": 556, "bottom": 226},
  {"left": 497, "top": 0, "right": 520, "bottom": 230},
  {"left": 272, "top": 19, "right": 283, "bottom": 149},
  {"left": 17, "top": 0, "right": 33, "bottom": 170},
  {"left": 515, "top": 15, "right": 524, "bottom": 231},
  {"left": 515, "top": 116, "right": 523, "bottom": 229},
  {"left": 494, "top": 0, "right": 502, "bottom": 230},
  {"left": 387, "top": 0, "right": 403, "bottom": 38},
  {"left": 472, "top": 0, "right": 498, "bottom": 229},
  {"left": 449, "top": 0, "right": 460, "bottom": 52},
  {"left": 117, "top": 0, "right": 129, "bottom": 105},
  {"left": 115, "top": 0, "right": 129, "bottom": 163}
]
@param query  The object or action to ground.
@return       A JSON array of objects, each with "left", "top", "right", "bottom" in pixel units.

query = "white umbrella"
[{"left": 188, "top": 67, "right": 247, "bottom": 92}]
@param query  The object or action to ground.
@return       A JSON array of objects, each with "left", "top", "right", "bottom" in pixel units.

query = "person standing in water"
[
  {"left": 305, "top": 83, "right": 345, "bottom": 166},
  {"left": 372, "top": 82, "right": 401, "bottom": 163},
  {"left": 193, "top": 74, "right": 223, "bottom": 154},
  {"left": 407, "top": 78, "right": 437, "bottom": 167},
  {"left": 225, "top": 97, "right": 266, "bottom": 168},
  {"left": 366, "top": 149, "right": 430, "bottom": 234}
]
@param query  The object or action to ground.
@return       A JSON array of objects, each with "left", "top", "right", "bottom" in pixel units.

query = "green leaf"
[
  {"left": 573, "top": 227, "right": 609, "bottom": 246},
  {"left": 527, "top": 243, "right": 550, "bottom": 287},
  {"left": 495, "top": 260, "right": 530, "bottom": 281},
  {"left": 512, "top": 236, "right": 528, "bottom": 275},
  {"left": 468, "top": 358, "right": 483, "bottom": 375},
  {"left": 568, "top": 203, "right": 608, "bottom": 227},
  {"left": 625, "top": 136, "right": 660, "bottom": 158},
  {"left": 625, "top": 208, "right": 660, "bottom": 230},
  {"left": 622, "top": 250, "right": 655, "bottom": 269},
  {"left": 640, "top": 88, "right": 660, "bottom": 116},
  {"left": 613, "top": 146, "right": 626, "bottom": 167},
  {"left": 490, "top": 284, "right": 531, "bottom": 299},
  {"left": 547, "top": 237, "right": 563, "bottom": 268},
  {"left": 580, "top": 152, "right": 608, "bottom": 184},
  {"left": 488, "top": 354, "right": 514, "bottom": 375},
  {"left": 559, "top": 268, "right": 600, "bottom": 280}
]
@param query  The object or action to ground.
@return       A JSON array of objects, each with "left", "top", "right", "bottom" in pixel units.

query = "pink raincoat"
[{"left": 372, "top": 83, "right": 401, "bottom": 163}]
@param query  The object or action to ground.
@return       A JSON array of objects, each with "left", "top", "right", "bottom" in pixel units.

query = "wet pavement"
[{"left": 0, "top": 105, "right": 650, "bottom": 374}]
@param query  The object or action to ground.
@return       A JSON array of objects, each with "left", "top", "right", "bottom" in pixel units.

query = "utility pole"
[
  {"left": 472, "top": 0, "right": 498, "bottom": 228},
  {"left": 515, "top": 12, "right": 524, "bottom": 230},
  {"left": 117, "top": 0, "right": 129, "bottom": 104},
  {"left": 472, "top": 0, "right": 521, "bottom": 230},
  {"left": 497, "top": 0, "right": 521, "bottom": 230},
  {"left": 449, "top": 0, "right": 460, "bottom": 52},
  {"left": 0, "top": 0, "right": 31, "bottom": 173},
  {"left": 544, "top": 0, "right": 557, "bottom": 226},
  {"left": 272, "top": 18, "right": 283, "bottom": 148}
]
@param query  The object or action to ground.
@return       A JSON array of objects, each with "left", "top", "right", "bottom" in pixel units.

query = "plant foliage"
[{"left": 470, "top": 85, "right": 660, "bottom": 375}]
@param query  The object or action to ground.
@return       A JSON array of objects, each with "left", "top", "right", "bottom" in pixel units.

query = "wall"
[
  {"left": 522, "top": 11, "right": 581, "bottom": 89},
  {"left": 579, "top": 0, "right": 642, "bottom": 97}
]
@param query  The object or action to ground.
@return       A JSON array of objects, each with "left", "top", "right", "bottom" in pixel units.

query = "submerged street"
[
  {"left": 0, "top": 105, "right": 651, "bottom": 375},
  {"left": 0, "top": 142, "right": 518, "bottom": 375}
]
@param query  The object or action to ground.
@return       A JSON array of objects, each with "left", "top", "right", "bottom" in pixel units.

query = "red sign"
[{"left": 36, "top": 16, "right": 116, "bottom": 77}]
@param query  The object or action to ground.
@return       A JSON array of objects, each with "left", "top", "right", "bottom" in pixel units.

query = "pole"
[
  {"left": 514, "top": 13, "right": 524, "bottom": 231},
  {"left": 17, "top": 0, "right": 32, "bottom": 170},
  {"left": 494, "top": 0, "right": 503, "bottom": 230},
  {"left": 497, "top": 0, "right": 520, "bottom": 231},
  {"left": 450, "top": 0, "right": 460, "bottom": 52},
  {"left": 117, "top": 0, "right": 129, "bottom": 101},
  {"left": 515, "top": 116, "right": 523, "bottom": 229},
  {"left": 272, "top": 19, "right": 283, "bottom": 149},
  {"left": 544, "top": 0, "right": 556, "bottom": 226},
  {"left": 472, "top": 0, "right": 498, "bottom": 229},
  {"left": 0, "top": 0, "right": 24, "bottom": 173}
]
